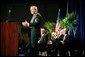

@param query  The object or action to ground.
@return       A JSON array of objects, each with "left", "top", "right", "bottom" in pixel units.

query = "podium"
[{"left": 1, "top": 22, "right": 19, "bottom": 56}]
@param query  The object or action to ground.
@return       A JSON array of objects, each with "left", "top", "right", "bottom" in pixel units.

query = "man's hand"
[
  {"left": 22, "top": 20, "right": 29, "bottom": 27},
  {"left": 26, "top": 22, "right": 29, "bottom": 27},
  {"left": 22, "top": 22, "right": 27, "bottom": 27},
  {"left": 60, "top": 41, "right": 64, "bottom": 45},
  {"left": 47, "top": 40, "right": 52, "bottom": 44},
  {"left": 37, "top": 40, "right": 40, "bottom": 44}
]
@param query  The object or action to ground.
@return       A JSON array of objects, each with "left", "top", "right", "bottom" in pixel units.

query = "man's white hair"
[{"left": 30, "top": 6, "right": 38, "bottom": 11}]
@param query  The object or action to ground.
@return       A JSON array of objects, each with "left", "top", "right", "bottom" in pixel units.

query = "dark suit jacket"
[
  {"left": 38, "top": 34, "right": 48, "bottom": 45},
  {"left": 29, "top": 13, "right": 42, "bottom": 48},
  {"left": 38, "top": 34, "right": 48, "bottom": 51}
]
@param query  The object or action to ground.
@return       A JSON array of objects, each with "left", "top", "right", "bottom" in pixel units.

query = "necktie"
[{"left": 30, "top": 15, "right": 36, "bottom": 23}]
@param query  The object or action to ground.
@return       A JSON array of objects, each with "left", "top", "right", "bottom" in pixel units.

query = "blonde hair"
[{"left": 51, "top": 32, "right": 57, "bottom": 37}]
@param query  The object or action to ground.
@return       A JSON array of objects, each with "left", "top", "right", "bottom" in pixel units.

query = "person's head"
[
  {"left": 40, "top": 28, "right": 46, "bottom": 35},
  {"left": 51, "top": 32, "right": 57, "bottom": 37},
  {"left": 30, "top": 6, "right": 38, "bottom": 15}
]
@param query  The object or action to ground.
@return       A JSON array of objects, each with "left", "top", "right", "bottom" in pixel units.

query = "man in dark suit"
[
  {"left": 37, "top": 28, "right": 48, "bottom": 56},
  {"left": 22, "top": 6, "right": 42, "bottom": 56}
]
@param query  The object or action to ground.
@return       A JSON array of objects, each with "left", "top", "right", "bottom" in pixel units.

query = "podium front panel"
[{"left": 1, "top": 22, "right": 19, "bottom": 56}]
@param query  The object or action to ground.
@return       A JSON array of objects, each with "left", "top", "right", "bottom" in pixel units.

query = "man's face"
[
  {"left": 30, "top": 7, "right": 36, "bottom": 15},
  {"left": 41, "top": 28, "right": 45, "bottom": 34}
]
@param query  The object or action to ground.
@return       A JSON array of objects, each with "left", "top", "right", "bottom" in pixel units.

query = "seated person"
[
  {"left": 58, "top": 28, "right": 68, "bottom": 56},
  {"left": 37, "top": 28, "right": 48, "bottom": 56}
]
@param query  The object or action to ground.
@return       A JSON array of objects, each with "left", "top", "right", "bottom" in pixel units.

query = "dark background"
[{"left": 1, "top": 0, "right": 68, "bottom": 22}]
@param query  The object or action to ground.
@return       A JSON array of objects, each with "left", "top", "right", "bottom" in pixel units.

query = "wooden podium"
[{"left": 1, "top": 22, "right": 19, "bottom": 56}]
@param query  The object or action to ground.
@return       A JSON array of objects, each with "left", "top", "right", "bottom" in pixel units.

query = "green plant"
[
  {"left": 44, "top": 21, "right": 55, "bottom": 39},
  {"left": 44, "top": 21, "right": 55, "bottom": 33},
  {"left": 60, "top": 12, "right": 78, "bottom": 29}
]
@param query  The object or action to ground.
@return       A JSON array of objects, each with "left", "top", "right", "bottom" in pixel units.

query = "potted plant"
[
  {"left": 44, "top": 21, "right": 55, "bottom": 39},
  {"left": 60, "top": 12, "right": 78, "bottom": 29}
]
